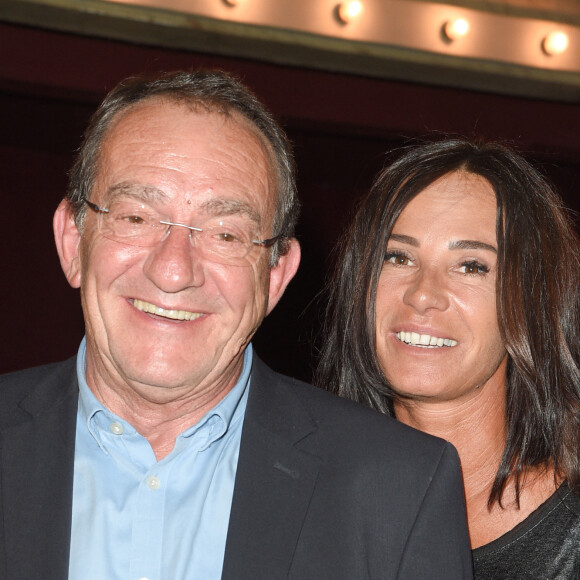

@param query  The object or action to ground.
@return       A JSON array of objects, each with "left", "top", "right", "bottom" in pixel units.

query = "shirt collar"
[{"left": 76, "top": 337, "right": 252, "bottom": 454}]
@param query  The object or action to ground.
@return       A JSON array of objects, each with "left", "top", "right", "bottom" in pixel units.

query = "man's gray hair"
[{"left": 66, "top": 69, "right": 299, "bottom": 264}]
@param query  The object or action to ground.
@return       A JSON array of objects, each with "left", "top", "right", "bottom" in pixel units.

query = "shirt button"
[
  {"left": 147, "top": 476, "right": 161, "bottom": 490},
  {"left": 138, "top": 577, "right": 150, "bottom": 580},
  {"left": 110, "top": 422, "right": 124, "bottom": 435}
]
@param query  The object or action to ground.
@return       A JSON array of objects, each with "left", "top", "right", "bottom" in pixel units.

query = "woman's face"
[{"left": 375, "top": 170, "right": 508, "bottom": 404}]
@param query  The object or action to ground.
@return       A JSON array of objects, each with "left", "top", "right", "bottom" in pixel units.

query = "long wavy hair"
[{"left": 315, "top": 138, "right": 580, "bottom": 506}]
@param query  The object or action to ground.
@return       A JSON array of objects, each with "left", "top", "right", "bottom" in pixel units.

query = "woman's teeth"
[{"left": 396, "top": 331, "right": 457, "bottom": 348}]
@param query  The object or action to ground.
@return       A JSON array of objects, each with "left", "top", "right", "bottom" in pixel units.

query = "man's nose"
[{"left": 143, "top": 225, "right": 205, "bottom": 292}]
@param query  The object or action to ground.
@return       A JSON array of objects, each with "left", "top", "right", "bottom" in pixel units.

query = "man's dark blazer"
[{"left": 0, "top": 355, "right": 472, "bottom": 579}]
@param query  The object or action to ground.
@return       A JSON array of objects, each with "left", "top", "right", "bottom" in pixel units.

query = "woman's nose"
[{"left": 402, "top": 267, "right": 450, "bottom": 314}]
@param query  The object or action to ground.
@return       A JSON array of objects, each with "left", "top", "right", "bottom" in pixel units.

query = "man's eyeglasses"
[{"left": 84, "top": 199, "right": 279, "bottom": 266}]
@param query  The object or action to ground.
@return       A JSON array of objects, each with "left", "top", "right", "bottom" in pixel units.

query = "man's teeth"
[
  {"left": 133, "top": 299, "right": 202, "bottom": 321},
  {"left": 396, "top": 331, "right": 457, "bottom": 348}
]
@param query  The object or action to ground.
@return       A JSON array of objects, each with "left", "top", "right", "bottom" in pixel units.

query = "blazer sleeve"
[{"left": 396, "top": 442, "right": 473, "bottom": 579}]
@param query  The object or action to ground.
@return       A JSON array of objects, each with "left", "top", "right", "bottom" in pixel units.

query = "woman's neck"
[{"left": 394, "top": 377, "right": 557, "bottom": 548}]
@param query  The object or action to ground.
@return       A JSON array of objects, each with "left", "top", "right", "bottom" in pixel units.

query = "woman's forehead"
[{"left": 392, "top": 172, "right": 497, "bottom": 240}]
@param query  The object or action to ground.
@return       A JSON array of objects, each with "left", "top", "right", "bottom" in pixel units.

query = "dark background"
[{"left": 2, "top": 21, "right": 579, "bottom": 381}]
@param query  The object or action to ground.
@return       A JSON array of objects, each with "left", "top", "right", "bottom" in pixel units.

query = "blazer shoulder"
[
  {"left": 0, "top": 357, "right": 76, "bottom": 391},
  {"left": 251, "top": 356, "right": 454, "bottom": 465},
  {"left": 0, "top": 358, "right": 77, "bottom": 426}
]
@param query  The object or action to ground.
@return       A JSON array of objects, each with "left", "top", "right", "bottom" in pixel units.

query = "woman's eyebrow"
[
  {"left": 449, "top": 240, "right": 497, "bottom": 253},
  {"left": 388, "top": 234, "right": 497, "bottom": 254},
  {"left": 388, "top": 233, "right": 419, "bottom": 247}
]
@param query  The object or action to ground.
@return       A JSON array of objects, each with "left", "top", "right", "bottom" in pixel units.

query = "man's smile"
[{"left": 132, "top": 298, "right": 204, "bottom": 321}]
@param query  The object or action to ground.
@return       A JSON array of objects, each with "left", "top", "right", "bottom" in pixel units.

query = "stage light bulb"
[
  {"left": 337, "top": 1, "right": 363, "bottom": 24},
  {"left": 443, "top": 18, "right": 469, "bottom": 41},
  {"left": 542, "top": 31, "right": 569, "bottom": 56}
]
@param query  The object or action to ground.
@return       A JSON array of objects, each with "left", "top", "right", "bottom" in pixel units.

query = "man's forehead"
[
  {"left": 106, "top": 96, "right": 263, "bottom": 145},
  {"left": 104, "top": 181, "right": 263, "bottom": 225},
  {"left": 95, "top": 98, "right": 278, "bottom": 226},
  {"left": 101, "top": 98, "right": 274, "bottom": 174}
]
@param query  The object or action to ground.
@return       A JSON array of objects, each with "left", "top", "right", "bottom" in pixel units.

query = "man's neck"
[{"left": 84, "top": 352, "right": 245, "bottom": 461}]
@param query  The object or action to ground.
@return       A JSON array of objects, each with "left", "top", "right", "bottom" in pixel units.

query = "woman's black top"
[{"left": 473, "top": 482, "right": 580, "bottom": 579}]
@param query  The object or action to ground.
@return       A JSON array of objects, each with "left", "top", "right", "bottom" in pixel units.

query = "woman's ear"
[{"left": 53, "top": 200, "right": 82, "bottom": 288}]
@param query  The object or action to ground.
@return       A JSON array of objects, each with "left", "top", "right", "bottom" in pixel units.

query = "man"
[{"left": 0, "top": 71, "right": 472, "bottom": 579}]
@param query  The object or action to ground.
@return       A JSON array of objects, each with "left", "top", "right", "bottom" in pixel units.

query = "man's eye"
[
  {"left": 122, "top": 215, "right": 148, "bottom": 225},
  {"left": 216, "top": 232, "right": 239, "bottom": 243},
  {"left": 203, "top": 220, "right": 253, "bottom": 245}
]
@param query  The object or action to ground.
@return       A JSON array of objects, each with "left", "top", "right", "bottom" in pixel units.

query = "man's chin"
[{"left": 108, "top": 350, "right": 210, "bottom": 393}]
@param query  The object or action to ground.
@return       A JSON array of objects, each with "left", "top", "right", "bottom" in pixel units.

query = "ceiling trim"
[{"left": 1, "top": 0, "right": 579, "bottom": 102}]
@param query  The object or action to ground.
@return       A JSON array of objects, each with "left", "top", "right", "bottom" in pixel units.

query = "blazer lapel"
[
  {"left": 0, "top": 360, "right": 78, "bottom": 580},
  {"left": 222, "top": 357, "right": 321, "bottom": 580}
]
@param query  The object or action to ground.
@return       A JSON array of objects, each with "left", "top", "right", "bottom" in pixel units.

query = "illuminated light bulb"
[
  {"left": 442, "top": 18, "right": 469, "bottom": 42},
  {"left": 336, "top": 1, "right": 363, "bottom": 24},
  {"left": 542, "top": 31, "right": 569, "bottom": 56}
]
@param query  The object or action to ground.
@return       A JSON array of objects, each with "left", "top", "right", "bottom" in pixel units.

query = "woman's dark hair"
[{"left": 315, "top": 137, "right": 580, "bottom": 506}]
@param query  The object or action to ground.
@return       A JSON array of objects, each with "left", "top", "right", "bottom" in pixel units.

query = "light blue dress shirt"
[{"left": 69, "top": 338, "right": 251, "bottom": 580}]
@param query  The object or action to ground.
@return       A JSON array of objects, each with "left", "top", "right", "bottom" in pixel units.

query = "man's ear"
[
  {"left": 266, "top": 238, "right": 301, "bottom": 315},
  {"left": 53, "top": 200, "right": 82, "bottom": 288}
]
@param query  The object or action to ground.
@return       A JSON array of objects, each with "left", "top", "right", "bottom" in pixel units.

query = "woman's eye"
[
  {"left": 459, "top": 261, "right": 489, "bottom": 275},
  {"left": 385, "top": 252, "right": 411, "bottom": 266}
]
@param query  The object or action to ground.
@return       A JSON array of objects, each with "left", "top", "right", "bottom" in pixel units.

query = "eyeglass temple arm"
[
  {"left": 253, "top": 235, "right": 281, "bottom": 247},
  {"left": 84, "top": 199, "right": 109, "bottom": 214}
]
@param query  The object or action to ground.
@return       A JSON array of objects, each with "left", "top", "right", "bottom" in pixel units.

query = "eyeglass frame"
[{"left": 83, "top": 198, "right": 281, "bottom": 257}]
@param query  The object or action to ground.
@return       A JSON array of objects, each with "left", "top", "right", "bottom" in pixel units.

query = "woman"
[{"left": 316, "top": 138, "right": 580, "bottom": 577}]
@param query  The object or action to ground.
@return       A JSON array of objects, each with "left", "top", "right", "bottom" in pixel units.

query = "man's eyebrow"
[
  {"left": 449, "top": 240, "right": 497, "bottom": 254},
  {"left": 388, "top": 234, "right": 497, "bottom": 254},
  {"left": 199, "top": 198, "right": 262, "bottom": 226},
  {"left": 105, "top": 182, "right": 169, "bottom": 204},
  {"left": 103, "top": 184, "right": 263, "bottom": 225}
]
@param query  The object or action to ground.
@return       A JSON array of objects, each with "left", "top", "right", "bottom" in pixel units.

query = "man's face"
[{"left": 56, "top": 99, "right": 299, "bottom": 404}]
